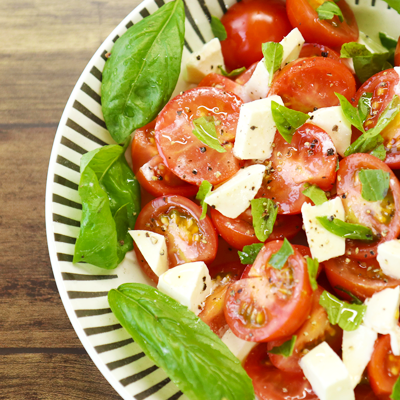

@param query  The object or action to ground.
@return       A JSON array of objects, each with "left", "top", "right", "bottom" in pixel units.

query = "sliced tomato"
[
  {"left": 224, "top": 240, "right": 313, "bottom": 342},
  {"left": 299, "top": 43, "right": 341, "bottom": 61},
  {"left": 336, "top": 153, "right": 400, "bottom": 260},
  {"left": 244, "top": 343, "right": 318, "bottom": 400},
  {"left": 355, "top": 384, "right": 379, "bottom": 400},
  {"left": 235, "top": 62, "right": 258, "bottom": 85},
  {"left": 286, "top": 0, "right": 359, "bottom": 49},
  {"left": 131, "top": 120, "right": 158, "bottom": 174},
  {"left": 155, "top": 87, "right": 242, "bottom": 186},
  {"left": 395, "top": 38, "right": 400, "bottom": 67},
  {"left": 134, "top": 195, "right": 218, "bottom": 283}
]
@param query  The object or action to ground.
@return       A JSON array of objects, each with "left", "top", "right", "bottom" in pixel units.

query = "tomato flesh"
[{"left": 395, "top": 38, "right": 400, "bottom": 67}]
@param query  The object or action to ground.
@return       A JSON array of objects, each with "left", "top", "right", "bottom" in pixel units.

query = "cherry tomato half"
[
  {"left": 355, "top": 384, "right": 379, "bottom": 400},
  {"left": 235, "top": 62, "right": 258, "bottom": 85},
  {"left": 299, "top": 43, "right": 341, "bottom": 61}
]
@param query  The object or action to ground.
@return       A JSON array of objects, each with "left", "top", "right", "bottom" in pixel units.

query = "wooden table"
[{"left": 0, "top": 1, "right": 141, "bottom": 398}]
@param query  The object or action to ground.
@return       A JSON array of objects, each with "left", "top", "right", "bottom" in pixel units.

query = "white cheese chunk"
[
  {"left": 221, "top": 329, "right": 257, "bottom": 362},
  {"left": 390, "top": 325, "right": 400, "bottom": 356},
  {"left": 308, "top": 106, "right": 351, "bottom": 157},
  {"left": 243, "top": 59, "right": 270, "bottom": 101},
  {"left": 378, "top": 240, "right": 400, "bottom": 279},
  {"left": 204, "top": 164, "right": 266, "bottom": 219},
  {"left": 184, "top": 38, "right": 224, "bottom": 84},
  {"left": 300, "top": 342, "right": 355, "bottom": 400},
  {"left": 301, "top": 197, "right": 346, "bottom": 262},
  {"left": 129, "top": 230, "right": 168, "bottom": 277},
  {"left": 280, "top": 28, "right": 305, "bottom": 68},
  {"left": 233, "top": 95, "right": 284, "bottom": 160},
  {"left": 157, "top": 262, "right": 213, "bottom": 315},
  {"left": 342, "top": 325, "right": 377, "bottom": 388}
]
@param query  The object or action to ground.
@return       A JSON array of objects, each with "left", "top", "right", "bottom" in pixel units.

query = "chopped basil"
[
  {"left": 196, "top": 180, "right": 212, "bottom": 220},
  {"left": 317, "top": 216, "right": 374, "bottom": 241},
  {"left": 336, "top": 158, "right": 340, "bottom": 172},
  {"left": 358, "top": 92, "right": 373, "bottom": 124},
  {"left": 219, "top": 66, "right": 246, "bottom": 78},
  {"left": 359, "top": 169, "right": 390, "bottom": 202},
  {"left": 251, "top": 198, "right": 278, "bottom": 242},
  {"left": 336, "top": 92, "right": 366, "bottom": 133},
  {"left": 262, "top": 42, "right": 283, "bottom": 84},
  {"left": 238, "top": 243, "right": 264, "bottom": 265},
  {"left": 269, "top": 335, "right": 297, "bottom": 357},
  {"left": 319, "top": 290, "right": 366, "bottom": 331},
  {"left": 302, "top": 184, "right": 328, "bottom": 206},
  {"left": 306, "top": 257, "right": 319, "bottom": 291},
  {"left": 370, "top": 144, "right": 387, "bottom": 161},
  {"left": 391, "top": 375, "right": 400, "bottom": 400},
  {"left": 335, "top": 286, "right": 363, "bottom": 305},
  {"left": 269, "top": 238, "right": 294, "bottom": 270},
  {"left": 317, "top": 1, "right": 344, "bottom": 22},
  {"left": 381, "top": 0, "right": 400, "bottom": 14},
  {"left": 379, "top": 32, "right": 397, "bottom": 65},
  {"left": 210, "top": 16, "right": 227, "bottom": 41},
  {"left": 192, "top": 116, "right": 226, "bottom": 153},
  {"left": 271, "top": 101, "right": 309, "bottom": 143}
]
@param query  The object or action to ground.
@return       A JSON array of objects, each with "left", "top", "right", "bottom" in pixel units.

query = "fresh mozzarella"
[
  {"left": 157, "top": 262, "right": 213, "bottom": 315},
  {"left": 204, "top": 164, "right": 266, "bottom": 219},
  {"left": 308, "top": 106, "right": 351, "bottom": 157},
  {"left": 243, "top": 59, "right": 271, "bottom": 101},
  {"left": 390, "top": 325, "right": 400, "bottom": 357},
  {"left": 300, "top": 342, "right": 355, "bottom": 400},
  {"left": 233, "top": 95, "right": 284, "bottom": 160},
  {"left": 342, "top": 325, "right": 377, "bottom": 388},
  {"left": 129, "top": 230, "right": 168, "bottom": 277},
  {"left": 301, "top": 197, "right": 346, "bottom": 262},
  {"left": 184, "top": 38, "right": 224, "bottom": 84},
  {"left": 377, "top": 240, "right": 400, "bottom": 279},
  {"left": 221, "top": 329, "right": 257, "bottom": 362},
  {"left": 280, "top": 28, "right": 305, "bottom": 68}
]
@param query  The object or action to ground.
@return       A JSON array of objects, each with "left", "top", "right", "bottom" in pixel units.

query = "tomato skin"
[
  {"left": 355, "top": 384, "right": 379, "bottom": 400},
  {"left": 235, "top": 62, "right": 258, "bottom": 85},
  {"left": 336, "top": 153, "right": 400, "bottom": 260},
  {"left": 286, "top": 0, "right": 359, "bottom": 49},
  {"left": 395, "top": 38, "right": 400, "bottom": 67},
  {"left": 131, "top": 120, "right": 158, "bottom": 174},
  {"left": 299, "top": 43, "right": 341, "bottom": 61},
  {"left": 220, "top": 0, "right": 292, "bottom": 71}
]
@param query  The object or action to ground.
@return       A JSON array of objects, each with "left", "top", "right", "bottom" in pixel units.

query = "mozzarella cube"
[
  {"left": 243, "top": 59, "right": 271, "bottom": 101},
  {"left": 204, "top": 164, "right": 266, "bottom": 219},
  {"left": 221, "top": 329, "right": 257, "bottom": 362},
  {"left": 233, "top": 95, "right": 284, "bottom": 160},
  {"left": 157, "top": 262, "right": 213, "bottom": 315},
  {"left": 301, "top": 197, "right": 346, "bottom": 262},
  {"left": 377, "top": 240, "right": 400, "bottom": 279},
  {"left": 280, "top": 28, "right": 305, "bottom": 68},
  {"left": 308, "top": 106, "right": 352, "bottom": 157},
  {"left": 390, "top": 325, "right": 400, "bottom": 356},
  {"left": 184, "top": 38, "right": 224, "bottom": 84},
  {"left": 300, "top": 342, "right": 355, "bottom": 400},
  {"left": 342, "top": 325, "right": 377, "bottom": 388},
  {"left": 129, "top": 230, "right": 168, "bottom": 277}
]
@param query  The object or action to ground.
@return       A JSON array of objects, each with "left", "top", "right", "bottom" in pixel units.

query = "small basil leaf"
[
  {"left": 211, "top": 16, "right": 227, "bottom": 41},
  {"left": 192, "top": 117, "right": 226, "bottom": 153},
  {"left": 262, "top": 42, "right": 283, "bottom": 84},
  {"left": 269, "top": 238, "right": 294, "bottom": 270},
  {"left": 269, "top": 336, "right": 297, "bottom": 357},
  {"left": 336, "top": 92, "right": 365, "bottom": 133},
  {"left": 316, "top": 216, "right": 374, "bottom": 241},
  {"left": 358, "top": 92, "right": 373, "bottom": 124},
  {"left": 391, "top": 375, "right": 400, "bottom": 400},
  {"left": 335, "top": 286, "right": 363, "bottom": 305},
  {"left": 271, "top": 101, "right": 309, "bottom": 143},
  {"left": 219, "top": 66, "right": 246, "bottom": 78},
  {"left": 336, "top": 158, "right": 340, "bottom": 172},
  {"left": 306, "top": 257, "right": 319, "bottom": 291},
  {"left": 251, "top": 198, "right": 278, "bottom": 242},
  {"left": 380, "top": 32, "right": 397, "bottom": 65},
  {"left": 359, "top": 169, "right": 390, "bottom": 202},
  {"left": 370, "top": 144, "right": 387, "bottom": 161},
  {"left": 381, "top": 0, "right": 400, "bottom": 14},
  {"left": 367, "top": 95, "right": 400, "bottom": 136},
  {"left": 238, "top": 243, "right": 264, "bottom": 265},
  {"left": 302, "top": 184, "right": 328, "bottom": 206},
  {"left": 341, "top": 42, "right": 371, "bottom": 58},
  {"left": 317, "top": 1, "right": 344, "bottom": 22},
  {"left": 196, "top": 180, "right": 213, "bottom": 220}
]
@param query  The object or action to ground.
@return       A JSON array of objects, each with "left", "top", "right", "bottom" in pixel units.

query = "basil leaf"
[
  {"left": 391, "top": 375, "right": 400, "bottom": 400},
  {"left": 306, "top": 257, "right": 319, "bottom": 291},
  {"left": 269, "top": 238, "right": 294, "bottom": 270},
  {"left": 219, "top": 66, "right": 246, "bottom": 78},
  {"left": 380, "top": 32, "right": 397, "bottom": 65},
  {"left": 238, "top": 243, "right": 264, "bottom": 265},
  {"left": 382, "top": 0, "right": 400, "bottom": 14},
  {"left": 114, "top": 204, "right": 134, "bottom": 260},
  {"left": 109, "top": 284, "right": 255, "bottom": 400},
  {"left": 262, "top": 42, "right": 283, "bottom": 84},
  {"left": 271, "top": 101, "right": 309, "bottom": 143},
  {"left": 211, "top": 16, "right": 227, "bottom": 41},
  {"left": 251, "top": 198, "right": 278, "bottom": 242},
  {"left": 359, "top": 169, "right": 390, "bottom": 202},
  {"left": 371, "top": 144, "right": 387, "bottom": 161},
  {"left": 367, "top": 95, "right": 400, "bottom": 136},
  {"left": 317, "top": 1, "right": 344, "bottom": 22},
  {"left": 102, "top": 0, "right": 185, "bottom": 143},
  {"left": 336, "top": 158, "right": 340, "bottom": 172},
  {"left": 336, "top": 92, "right": 365, "bottom": 133},
  {"left": 358, "top": 92, "right": 373, "bottom": 124},
  {"left": 302, "top": 184, "right": 328, "bottom": 206},
  {"left": 269, "top": 336, "right": 297, "bottom": 357},
  {"left": 192, "top": 117, "right": 226, "bottom": 153},
  {"left": 335, "top": 286, "right": 363, "bottom": 305},
  {"left": 319, "top": 290, "right": 366, "bottom": 331},
  {"left": 341, "top": 42, "right": 371, "bottom": 58},
  {"left": 196, "top": 180, "right": 212, "bottom": 220},
  {"left": 317, "top": 216, "right": 374, "bottom": 241}
]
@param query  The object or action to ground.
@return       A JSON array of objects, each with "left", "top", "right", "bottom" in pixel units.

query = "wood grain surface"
[{"left": 0, "top": 1, "right": 142, "bottom": 398}]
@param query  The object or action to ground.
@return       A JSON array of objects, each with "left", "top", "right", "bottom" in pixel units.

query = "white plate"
[{"left": 45, "top": 1, "right": 400, "bottom": 399}]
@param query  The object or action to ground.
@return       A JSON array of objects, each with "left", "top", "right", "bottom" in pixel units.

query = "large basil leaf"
[
  {"left": 108, "top": 284, "right": 255, "bottom": 400},
  {"left": 102, "top": 0, "right": 185, "bottom": 143}
]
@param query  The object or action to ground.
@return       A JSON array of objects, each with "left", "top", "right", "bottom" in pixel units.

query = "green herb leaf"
[
  {"left": 335, "top": 286, "right": 363, "bottom": 305},
  {"left": 192, "top": 117, "right": 226, "bottom": 153},
  {"left": 391, "top": 374, "right": 400, "bottom": 400},
  {"left": 219, "top": 66, "right": 246, "bottom": 78},
  {"left": 370, "top": 144, "right": 387, "bottom": 161},
  {"left": 196, "top": 180, "right": 212, "bottom": 220},
  {"left": 269, "top": 336, "right": 297, "bottom": 357},
  {"left": 262, "top": 42, "right": 284, "bottom": 84},
  {"left": 381, "top": 0, "right": 400, "bottom": 14},
  {"left": 380, "top": 32, "right": 397, "bottom": 65},
  {"left": 358, "top": 92, "right": 373, "bottom": 124},
  {"left": 336, "top": 158, "right": 340, "bottom": 171},
  {"left": 302, "top": 184, "right": 328, "bottom": 206},
  {"left": 102, "top": 0, "right": 185, "bottom": 143},
  {"left": 211, "top": 16, "right": 227, "bottom": 41},
  {"left": 316, "top": 216, "right": 374, "bottom": 241},
  {"left": 251, "top": 198, "right": 278, "bottom": 242},
  {"left": 317, "top": 1, "right": 344, "bottom": 22},
  {"left": 271, "top": 101, "right": 309, "bottom": 143},
  {"left": 306, "top": 257, "right": 319, "bottom": 291},
  {"left": 359, "top": 169, "right": 390, "bottom": 202},
  {"left": 109, "top": 284, "right": 255, "bottom": 400},
  {"left": 238, "top": 243, "right": 264, "bottom": 265},
  {"left": 269, "top": 238, "right": 294, "bottom": 270},
  {"left": 336, "top": 92, "right": 365, "bottom": 133},
  {"left": 319, "top": 290, "right": 366, "bottom": 331}
]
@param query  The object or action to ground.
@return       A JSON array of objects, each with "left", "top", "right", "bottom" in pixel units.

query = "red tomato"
[
  {"left": 244, "top": 343, "right": 318, "bottom": 400},
  {"left": 131, "top": 120, "right": 158, "bottom": 174},
  {"left": 286, "top": 0, "right": 359, "bottom": 49},
  {"left": 134, "top": 195, "right": 218, "bottom": 283},
  {"left": 355, "top": 384, "right": 379, "bottom": 400},
  {"left": 235, "top": 62, "right": 258, "bottom": 85},
  {"left": 336, "top": 153, "right": 400, "bottom": 260},
  {"left": 395, "top": 38, "right": 400, "bottom": 67},
  {"left": 368, "top": 335, "right": 400, "bottom": 400},
  {"left": 299, "top": 43, "right": 341, "bottom": 61},
  {"left": 155, "top": 87, "right": 242, "bottom": 186},
  {"left": 269, "top": 57, "right": 356, "bottom": 113},
  {"left": 224, "top": 240, "right": 313, "bottom": 342},
  {"left": 220, "top": 0, "right": 292, "bottom": 70},
  {"left": 267, "top": 286, "right": 343, "bottom": 373},
  {"left": 210, "top": 207, "right": 302, "bottom": 250}
]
